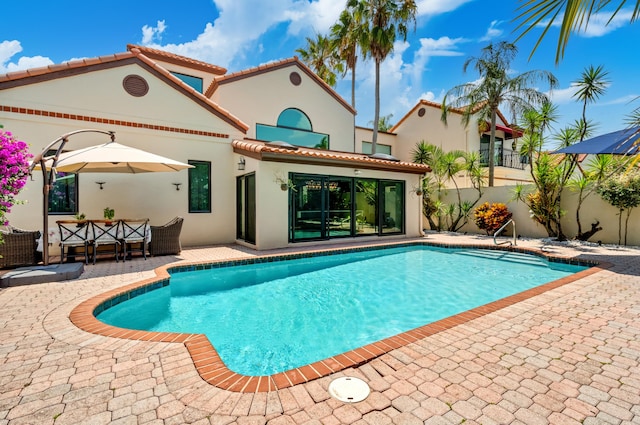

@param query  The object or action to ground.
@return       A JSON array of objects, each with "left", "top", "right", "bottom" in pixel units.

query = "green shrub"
[{"left": 474, "top": 202, "right": 512, "bottom": 235}]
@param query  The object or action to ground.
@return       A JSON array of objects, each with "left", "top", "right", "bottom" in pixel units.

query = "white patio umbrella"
[
  {"left": 31, "top": 130, "right": 193, "bottom": 265},
  {"left": 34, "top": 140, "right": 194, "bottom": 173}
]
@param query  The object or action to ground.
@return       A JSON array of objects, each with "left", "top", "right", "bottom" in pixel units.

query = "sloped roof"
[
  {"left": 206, "top": 57, "right": 356, "bottom": 115},
  {"left": 0, "top": 48, "right": 248, "bottom": 133},
  {"left": 126, "top": 44, "right": 227, "bottom": 75},
  {"left": 232, "top": 139, "right": 430, "bottom": 174},
  {"left": 390, "top": 99, "right": 513, "bottom": 133}
]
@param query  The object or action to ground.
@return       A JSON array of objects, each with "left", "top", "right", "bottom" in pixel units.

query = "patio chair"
[
  {"left": 148, "top": 217, "right": 183, "bottom": 256},
  {"left": 119, "top": 218, "right": 149, "bottom": 261},
  {"left": 0, "top": 226, "right": 41, "bottom": 268},
  {"left": 90, "top": 220, "right": 121, "bottom": 264},
  {"left": 57, "top": 221, "right": 90, "bottom": 264}
]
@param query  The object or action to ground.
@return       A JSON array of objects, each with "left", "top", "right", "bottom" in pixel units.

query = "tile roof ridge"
[
  {"left": 232, "top": 139, "right": 429, "bottom": 170},
  {"left": 127, "top": 44, "right": 226, "bottom": 75},
  {"left": 212, "top": 57, "right": 356, "bottom": 115},
  {"left": 131, "top": 50, "right": 248, "bottom": 133},
  {"left": 0, "top": 52, "right": 135, "bottom": 84},
  {"left": 215, "top": 57, "right": 298, "bottom": 83}
]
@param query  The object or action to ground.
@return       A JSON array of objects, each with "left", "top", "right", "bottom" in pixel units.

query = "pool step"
[{"left": 453, "top": 249, "right": 545, "bottom": 267}]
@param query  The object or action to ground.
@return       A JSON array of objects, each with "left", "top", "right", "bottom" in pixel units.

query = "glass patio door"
[
  {"left": 237, "top": 173, "right": 256, "bottom": 244},
  {"left": 291, "top": 175, "right": 326, "bottom": 240},
  {"left": 327, "top": 178, "right": 352, "bottom": 237}
]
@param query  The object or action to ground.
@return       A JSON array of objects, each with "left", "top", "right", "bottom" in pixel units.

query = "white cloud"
[
  {"left": 141, "top": 0, "right": 345, "bottom": 69},
  {"left": 141, "top": 20, "right": 167, "bottom": 45},
  {"left": 480, "top": 20, "right": 503, "bottom": 41},
  {"left": 416, "top": 0, "right": 474, "bottom": 16},
  {"left": 0, "top": 40, "right": 53, "bottom": 74},
  {"left": 548, "top": 84, "right": 579, "bottom": 104},
  {"left": 539, "top": 8, "right": 634, "bottom": 38},
  {"left": 579, "top": 9, "right": 634, "bottom": 37},
  {"left": 409, "top": 36, "right": 466, "bottom": 89},
  {"left": 598, "top": 94, "right": 639, "bottom": 106},
  {"left": 286, "top": 0, "right": 345, "bottom": 35}
]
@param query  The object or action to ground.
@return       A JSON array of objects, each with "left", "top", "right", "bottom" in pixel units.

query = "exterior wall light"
[{"left": 238, "top": 157, "right": 246, "bottom": 170}]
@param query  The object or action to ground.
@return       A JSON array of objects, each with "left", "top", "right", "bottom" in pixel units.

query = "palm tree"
[
  {"left": 411, "top": 141, "right": 485, "bottom": 231},
  {"left": 573, "top": 65, "right": 610, "bottom": 142},
  {"left": 296, "top": 33, "right": 342, "bottom": 87},
  {"left": 354, "top": 0, "right": 417, "bottom": 154},
  {"left": 368, "top": 114, "right": 394, "bottom": 131},
  {"left": 441, "top": 41, "right": 558, "bottom": 186},
  {"left": 331, "top": 1, "right": 367, "bottom": 109},
  {"left": 514, "top": 0, "right": 640, "bottom": 63}
]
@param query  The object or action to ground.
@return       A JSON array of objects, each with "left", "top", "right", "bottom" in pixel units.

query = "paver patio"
[{"left": 0, "top": 233, "right": 638, "bottom": 425}]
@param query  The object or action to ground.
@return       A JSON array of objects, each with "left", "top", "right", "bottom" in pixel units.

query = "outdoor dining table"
[{"left": 37, "top": 219, "right": 151, "bottom": 263}]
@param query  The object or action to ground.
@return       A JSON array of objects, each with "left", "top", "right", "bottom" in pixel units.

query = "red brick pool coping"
[{"left": 69, "top": 241, "right": 610, "bottom": 393}]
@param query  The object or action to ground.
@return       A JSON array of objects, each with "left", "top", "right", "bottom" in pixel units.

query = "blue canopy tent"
[{"left": 554, "top": 126, "right": 640, "bottom": 155}]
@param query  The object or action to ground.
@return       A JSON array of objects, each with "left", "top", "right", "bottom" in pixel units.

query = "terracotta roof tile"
[
  {"left": 129, "top": 48, "right": 248, "bottom": 133},
  {"left": 0, "top": 48, "right": 248, "bottom": 134},
  {"left": 0, "top": 52, "right": 137, "bottom": 83},
  {"left": 232, "top": 139, "right": 430, "bottom": 174},
  {"left": 127, "top": 44, "right": 226, "bottom": 75},
  {"left": 391, "top": 99, "right": 514, "bottom": 133},
  {"left": 211, "top": 57, "right": 356, "bottom": 115}
]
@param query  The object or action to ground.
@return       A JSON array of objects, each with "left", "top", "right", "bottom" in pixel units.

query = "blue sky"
[{"left": 2, "top": 0, "right": 638, "bottom": 145}]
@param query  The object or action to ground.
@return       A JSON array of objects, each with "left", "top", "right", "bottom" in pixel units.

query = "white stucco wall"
[
  {"left": 1, "top": 62, "right": 243, "bottom": 252},
  {"left": 242, "top": 160, "right": 424, "bottom": 250},
  {"left": 211, "top": 65, "right": 355, "bottom": 152}
]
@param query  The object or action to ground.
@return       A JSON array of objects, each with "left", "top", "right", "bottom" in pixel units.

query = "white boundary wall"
[{"left": 436, "top": 185, "right": 639, "bottom": 247}]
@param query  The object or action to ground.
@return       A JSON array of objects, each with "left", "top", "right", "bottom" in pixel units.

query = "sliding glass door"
[{"left": 290, "top": 173, "right": 404, "bottom": 242}]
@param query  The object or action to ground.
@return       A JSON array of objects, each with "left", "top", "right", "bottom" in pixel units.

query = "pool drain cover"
[{"left": 328, "top": 377, "right": 370, "bottom": 403}]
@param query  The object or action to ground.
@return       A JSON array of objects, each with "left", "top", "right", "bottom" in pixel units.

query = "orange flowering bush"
[{"left": 474, "top": 202, "right": 512, "bottom": 235}]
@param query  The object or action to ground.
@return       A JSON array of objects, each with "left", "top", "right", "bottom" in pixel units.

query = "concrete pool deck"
[{"left": 1, "top": 233, "right": 639, "bottom": 425}]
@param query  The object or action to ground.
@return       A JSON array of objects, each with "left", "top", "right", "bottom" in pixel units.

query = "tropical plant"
[
  {"left": 296, "top": 33, "right": 342, "bottom": 87},
  {"left": 369, "top": 114, "right": 394, "bottom": 131},
  {"left": 597, "top": 168, "right": 640, "bottom": 245},
  {"left": 474, "top": 202, "right": 513, "bottom": 235},
  {"left": 512, "top": 122, "right": 581, "bottom": 240},
  {"left": 411, "top": 141, "right": 485, "bottom": 232},
  {"left": 562, "top": 65, "right": 609, "bottom": 239},
  {"left": 0, "top": 129, "right": 32, "bottom": 231},
  {"left": 331, "top": 0, "right": 368, "bottom": 109},
  {"left": 353, "top": 0, "right": 417, "bottom": 154},
  {"left": 514, "top": 0, "right": 640, "bottom": 63},
  {"left": 441, "top": 41, "right": 558, "bottom": 187},
  {"left": 573, "top": 65, "right": 610, "bottom": 142}
]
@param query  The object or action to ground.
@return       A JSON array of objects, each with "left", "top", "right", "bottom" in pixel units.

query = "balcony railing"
[{"left": 479, "top": 148, "right": 529, "bottom": 170}]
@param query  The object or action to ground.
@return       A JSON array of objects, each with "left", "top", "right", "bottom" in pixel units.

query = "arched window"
[
  {"left": 256, "top": 108, "right": 330, "bottom": 149},
  {"left": 277, "top": 108, "right": 312, "bottom": 131}
]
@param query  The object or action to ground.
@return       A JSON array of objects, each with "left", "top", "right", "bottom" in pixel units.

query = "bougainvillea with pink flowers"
[{"left": 0, "top": 129, "right": 33, "bottom": 227}]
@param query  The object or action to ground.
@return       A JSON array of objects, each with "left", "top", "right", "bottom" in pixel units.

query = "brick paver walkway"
[{"left": 1, "top": 234, "right": 638, "bottom": 425}]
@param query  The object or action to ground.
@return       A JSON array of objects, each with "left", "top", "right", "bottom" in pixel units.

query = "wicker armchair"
[
  {"left": 0, "top": 226, "right": 41, "bottom": 268},
  {"left": 148, "top": 217, "right": 184, "bottom": 256}
]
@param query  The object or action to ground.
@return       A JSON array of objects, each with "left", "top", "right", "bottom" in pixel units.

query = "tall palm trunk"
[
  {"left": 372, "top": 58, "right": 381, "bottom": 154},
  {"left": 351, "top": 59, "right": 356, "bottom": 109}
]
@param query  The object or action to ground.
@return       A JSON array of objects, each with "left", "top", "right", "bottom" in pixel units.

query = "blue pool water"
[{"left": 97, "top": 245, "right": 587, "bottom": 376}]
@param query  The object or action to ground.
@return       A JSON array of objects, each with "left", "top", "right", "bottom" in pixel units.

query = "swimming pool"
[{"left": 96, "top": 244, "right": 588, "bottom": 376}]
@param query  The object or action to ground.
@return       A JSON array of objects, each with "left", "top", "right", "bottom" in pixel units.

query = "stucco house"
[
  {"left": 0, "top": 45, "right": 428, "bottom": 256},
  {"left": 356, "top": 100, "right": 531, "bottom": 187}
]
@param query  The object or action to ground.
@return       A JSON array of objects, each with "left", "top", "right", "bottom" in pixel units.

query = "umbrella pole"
[
  {"left": 30, "top": 129, "right": 115, "bottom": 266},
  {"left": 41, "top": 158, "right": 49, "bottom": 265}
]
